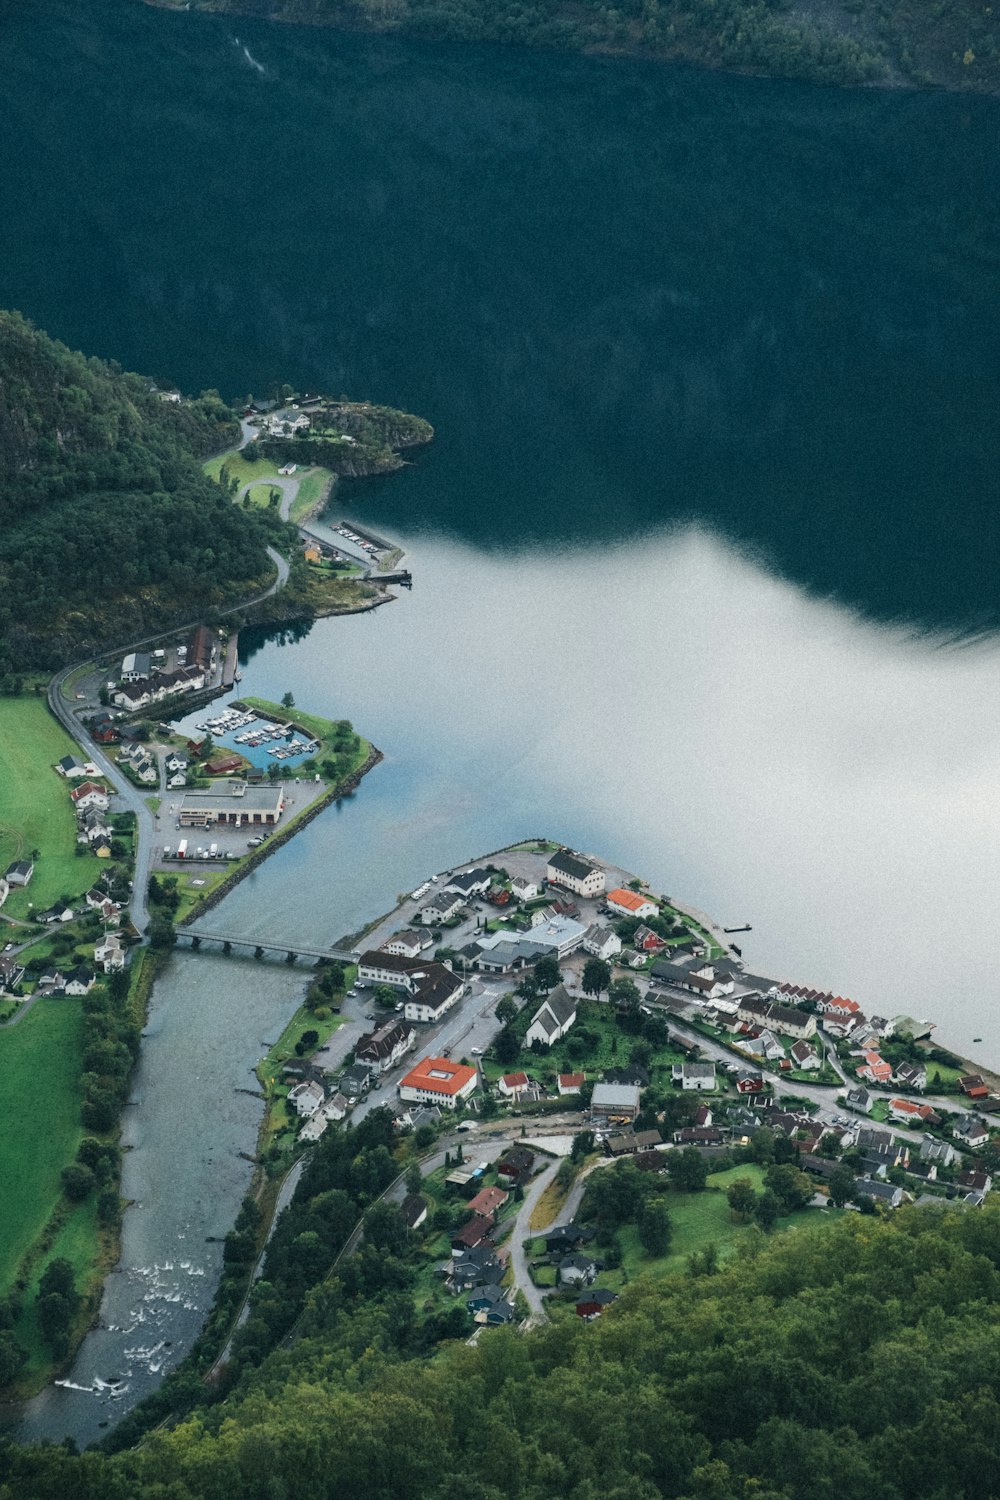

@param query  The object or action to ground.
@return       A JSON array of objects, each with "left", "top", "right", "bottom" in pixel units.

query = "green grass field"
[
  {"left": 0, "top": 998, "right": 86, "bottom": 1292},
  {"left": 204, "top": 450, "right": 282, "bottom": 488},
  {"left": 0, "top": 697, "right": 102, "bottom": 919},
  {"left": 290, "top": 469, "right": 332, "bottom": 522},
  {"left": 12, "top": 1198, "right": 103, "bottom": 1380}
]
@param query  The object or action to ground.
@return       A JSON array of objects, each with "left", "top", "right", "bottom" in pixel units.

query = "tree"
[
  {"left": 668, "top": 1147, "right": 709, "bottom": 1193},
  {"left": 373, "top": 984, "right": 397, "bottom": 1009},
  {"left": 753, "top": 1189, "right": 781, "bottom": 1231},
  {"left": 638, "top": 1197, "right": 672, "bottom": 1256},
  {"left": 495, "top": 995, "right": 518, "bottom": 1025},
  {"left": 149, "top": 913, "right": 176, "bottom": 950},
  {"left": 763, "top": 1164, "right": 812, "bottom": 1214},
  {"left": 534, "top": 954, "right": 561, "bottom": 992},
  {"left": 828, "top": 1164, "right": 856, "bottom": 1208},
  {"left": 726, "top": 1177, "right": 757, "bottom": 1221},
  {"left": 571, "top": 1130, "right": 595, "bottom": 1162},
  {"left": 0, "top": 1330, "right": 27, "bottom": 1386},
  {"left": 750, "top": 1126, "right": 776, "bottom": 1165},
  {"left": 773, "top": 1133, "right": 799, "bottom": 1164},
  {"left": 281, "top": 691, "right": 295, "bottom": 708},
  {"left": 493, "top": 1026, "right": 521, "bottom": 1066},
  {"left": 404, "top": 1162, "right": 422, "bottom": 1196},
  {"left": 60, "top": 1164, "right": 95, "bottom": 1202},
  {"left": 609, "top": 977, "right": 641, "bottom": 1024},
  {"left": 582, "top": 958, "right": 611, "bottom": 998}
]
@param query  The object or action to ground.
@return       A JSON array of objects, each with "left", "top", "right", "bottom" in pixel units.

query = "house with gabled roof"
[
  {"left": 606, "top": 887, "right": 657, "bottom": 920},
  {"left": 525, "top": 984, "right": 577, "bottom": 1048},
  {"left": 546, "top": 850, "right": 605, "bottom": 898},
  {"left": 953, "top": 1114, "right": 990, "bottom": 1149}
]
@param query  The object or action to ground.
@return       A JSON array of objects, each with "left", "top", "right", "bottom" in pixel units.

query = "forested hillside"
[
  {"left": 5, "top": 1119, "right": 1000, "bottom": 1497},
  {"left": 149, "top": 0, "right": 1000, "bottom": 91},
  {"left": 0, "top": 312, "right": 278, "bottom": 669}
]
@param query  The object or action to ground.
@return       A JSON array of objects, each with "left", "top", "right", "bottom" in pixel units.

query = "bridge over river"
[{"left": 177, "top": 929, "right": 356, "bottom": 964}]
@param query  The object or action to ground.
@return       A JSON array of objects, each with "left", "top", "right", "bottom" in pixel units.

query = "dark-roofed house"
[
  {"left": 845, "top": 1085, "right": 873, "bottom": 1114},
  {"left": 958, "top": 1169, "right": 993, "bottom": 1195},
  {"left": 355, "top": 1017, "right": 414, "bottom": 1075},
  {"left": 558, "top": 1253, "right": 597, "bottom": 1287},
  {"left": 953, "top": 1114, "right": 990, "bottom": 1149},
  {"left": 5, "top": 860, "right": 33, "bottom": 887},
  {"left": 497, "top": 1146, "right": 535, "bottom": 1189},
  {"left": 525, "top": 984, "right": 577, "bottom": 1048},
  {"left": 959, "top": 1074, "right": 990, "bottom": 1099},
  {"left": 545, "top": 849, "right": 605, "bottom": 899},
  {"left": 545, "top": 1225, "right": 594, "bottom": 1255},
  {"left": 401, "top": 1194, "right": 428, "bottom": 1230},
  {"left": 442, "top": 867, "right": 492, "bottom": 897},
  {"left": 451, "top": 1214, "right": 494, "bottom": 1254},
  {"left": 606, "top": 1128, "right": 663, "bottom": 1157},
  {"left": 576, "top": 1287, "right": 617, "bottom": 1319},
  {"left": 855, "top": 1178, "right": 904, "bottom": 1209}
]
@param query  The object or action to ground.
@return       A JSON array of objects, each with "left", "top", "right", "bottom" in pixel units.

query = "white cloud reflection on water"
[{"left": 231, "top": 522, "right": 1000, "bottom": 1062}]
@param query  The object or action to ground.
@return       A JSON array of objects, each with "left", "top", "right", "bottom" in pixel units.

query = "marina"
[{"left": 190, "top": 706, "right": 320, "bottom": 769}]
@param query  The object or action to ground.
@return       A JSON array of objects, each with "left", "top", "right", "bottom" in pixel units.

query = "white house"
[
  {"left": 5, "top": 860, "right": 33, "bottom": 887},
  {"left": 95, "top": 934, "right": 125, "bottom": 972},
  {"left": 525, "top": 984, "right": 577, "bottom": 1048},
  {"left": 510, "top": 874, "right": 539, "bottom": 903},
  {"left": 672, "top": 1061, "right": 717, "bottom": 1092},
  {"left": 70, "top": 781, "right": 111, "bottom": 813},
  {"left": 605, "top": 887, "right": 658, "bottom": 921},
  {"left": 498, "top": 1071, "right": 532, "bottom": 1100},
  {"left": 120, "top": 651, "right": 152, "bottom": 683},
  {"left": 64, "top": 967, "right": 95, "bottom": 996},
  {"left": 545, "top": 850, "right": 605, "bottom": 899},
  {"left": 420, "top": 891, "right": 463, "bottom": 925},
  {"left": 441, "top": 867, "right": 491, "bottom": 898},
  {"left": 790, "top": 1040, "right": 821, "bottom": 1071},
  {"left": 0, "top": 878, "right": 8, "bottom": 910},
  {"left": 288, "top": 1080, "right": 325, "bottom": 1118},
  {"left": 381, "top": 930, "right": 425, "bottom": 959},
  {"left": 583, "top": 924, "right": 622, "bottom": 961},
  {"left": 404, "top": 970, "right": 464, "bottom": 1023}
]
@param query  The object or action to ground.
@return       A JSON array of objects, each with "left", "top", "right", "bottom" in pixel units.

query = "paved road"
[{"left": 508, "top": 1158, "right": 560, "bottom": 1318}]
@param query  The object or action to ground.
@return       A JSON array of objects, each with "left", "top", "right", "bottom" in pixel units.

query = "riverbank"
[{"left": 139, "top": 0, "right": 1000, "bottom": 94}]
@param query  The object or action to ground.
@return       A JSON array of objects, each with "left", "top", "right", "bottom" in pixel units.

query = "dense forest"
[
  {"left": 5, "top": 1110, "right": 1000, "bottom": 1497},
  {"left": 0, "top": 312, "right": 281, "bottom": 669},
  {"left": 149, "top": 0, "right": 1000, "bottom": 91}
]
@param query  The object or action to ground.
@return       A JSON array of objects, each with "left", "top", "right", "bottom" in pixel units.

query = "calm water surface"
[{"left": 3, "top": 0, "right": 1000, "bottom": 1445}]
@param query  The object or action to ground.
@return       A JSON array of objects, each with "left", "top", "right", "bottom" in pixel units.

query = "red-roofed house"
[
  {"left": 821, "top": 996, "right": 861, "bottom": 1018},
  {"left": 498, "top": 1071, "right": 531, "bottom": 1100},
  {"left": 467, "top": 1185, "right": 509, "bottom": 1218},
  {"left": 606, "top": 888, "right": 658, "bottom": 920},
  {"left": 960, "top": 1074, "right": 990, "bottom": 1099},
  {"left": 451, "top": 1214, "right": 494, "bottom": 1254},
  {"left": 70, "top": 780, "right": 110, "bottom": 812},
  {"left": 888, "top": 1098, "right": 939, "bottom": 1126},
  {"left": 558, "top": 1072, "right": 584, "bottom": 1095},
  {"left": 399, "top": 1056, "right": 478, "bottom": 1109},
  {"left": 857, "top": 1052, "right": 893, "bottom": 1085}
]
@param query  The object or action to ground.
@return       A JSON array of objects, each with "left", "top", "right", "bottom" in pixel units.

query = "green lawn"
[
  {"left": 204, "top": 450, "right": 283, "bottom": 488},
  {"left": 290, "top": 468, "right": 332, "bottom": 522},
  {"left": 247, "top": 482, "right": 284, "bottom": 510},
  {"left": 482, "top": 998, "right": 688, "bottom": 1087},
  {"left": 0, "top": 998, "right": 86, "bottom": 1291},
  {"left": 0, "top": 697, "right": 103, "bottom": 919},
  {"left": 12, "top": 1197, "right": 103, "bottom": 1380}
]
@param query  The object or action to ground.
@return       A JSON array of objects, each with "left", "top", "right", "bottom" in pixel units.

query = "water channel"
[{"left": 3, "top": 0, "right": 1000, "bottom": 1447}]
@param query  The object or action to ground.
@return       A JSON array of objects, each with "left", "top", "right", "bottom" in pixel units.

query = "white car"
[{"left": 471, "top": 1046, "right": 483, "bottom": 1056}]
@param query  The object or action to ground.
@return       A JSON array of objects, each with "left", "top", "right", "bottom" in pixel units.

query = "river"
[{"left": 3, "top": 0, "right": 1000, "bottom": 1447}]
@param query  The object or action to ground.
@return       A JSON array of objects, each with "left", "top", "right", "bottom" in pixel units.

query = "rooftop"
[{"left": 400, "top": 1056, "right": 477, "bottom": 1097}]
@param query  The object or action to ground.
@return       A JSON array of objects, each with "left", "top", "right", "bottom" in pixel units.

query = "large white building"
[
  {"left": 179, "top": 780, "right": 285, "bottom": 828},
  {"left": 357, "top": 950, "right": 465, "bottom": 1023},
  {"left": 399, "top": 1056, "right": 478, "bottom": 1109},
  {"left": 525, "top": 984, "right": 577, "bottom": 1048},
  {"left": 545, "top": 850, "right": 605, "bottom": 899}
]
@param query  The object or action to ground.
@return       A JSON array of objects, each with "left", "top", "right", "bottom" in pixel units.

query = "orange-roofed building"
[
  {"left": 857, "top": 1051, "right": 893, "bottom": 1085},
  {"left": 467, "top": 1185, "right": 509, "bottom": 1217},
  {"left": 606, "top": 887, "right": 658, "bottom": 920},
  {"left": 399, "top": 1056, "right": 478, "bottom": 1109},
  {"left": 558, "top": 1072, "right": 585, "bottom": 1095}
]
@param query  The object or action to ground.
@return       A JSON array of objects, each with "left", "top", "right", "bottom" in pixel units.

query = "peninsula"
[{"left": 142, "top": 0, "right": 1000, "bottom": 94}]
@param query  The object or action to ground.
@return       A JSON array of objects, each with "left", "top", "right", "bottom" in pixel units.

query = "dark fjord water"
[{"left": 2, "top": 0, "right": 1000, "bottom": 1444}]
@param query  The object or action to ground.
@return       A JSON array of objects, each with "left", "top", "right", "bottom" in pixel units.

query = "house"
[
  {"left": 590, "top": 1082, "right": 641, "bottom": 1125},
  {"left": 819, "top": 995, "right": 861, "bottom": 1020},
  {"left": 497, "top": 1146, "right": 535, "bottom": 1189},
  {"left": 355, "top": 1017, "right": 415, "bottom": 1074},
  {"left": 420, "top": 891, "right": 463, "bottom": 925},
  {"left": 187, "top": 625, "right": 218, "bottom": 673},
  {"left": 510, "top": 874, "right": 539, "bottom": 903},
  {"left": 582, "top": 924, "right": 622, "bottom": 961},
  {"left": 95, "top": 934, "right": 125, "bottom": 972},
  {"left": 673, "top": 1125, "right": 724, "bottom": 1146},
  {"left": 63, "top": 967, "right": 95, "bottom": 996},
  {"left": 920, "top": 1136, "right": 958, "bottom": 1169},
  {"left": 287, "top": 1080, "right": 325, "bottom": 1117},
  {"left": 442, "top": 867, "right": 492, "bottom": 898},
  {"left": 672, "top": 1061, "right": 717, "bottom": 1092},
  {"left": 604, "top": 1063, "right": 650, "bottom": 1089},
  {"left": 498, "top": 1071, "right": 532, "bottom": 1100},
  {"left": 466, "top": 1284, "right": 510, "bottom": 1315},
  {"left": 894, "top": 1061, "right": 927, "bottom": 1092},
  {"left": 888, "top": 1098, "right": 939, "bottom": 1127},
  {"left": 0, "top": 957, "right": 26, "bottom": 993},
  {"left": 204, "top": 754, "right": 245, "bottom": 777},
  {"left": 606, "top": 1128, "right": 663, "bottom": 1157},
  {"left": 399, "top": 1056, "right": 478, "bottom": 1109},
  {"left": 693, "top": 1104, "right": 713, "bottom": 1127},
  {"left": 736, "top": 1070, "right": 765, "bottom": 1095},
  {"left": 952, "top": 1114, "right": 990, "bottom": 1149},
  {"left": 790, "top": 1040, "right": 821, "bottom": 1071},
  {"left": 525, "top": 984, "right": 577, "bottom": 1048},
  {"left": 845, "top": 1085, "right": 873, "bottom": 1114},
  {"left": 167, "top": 771, "right": 187, "bottom": 790},
  {"left": 467, "top": 1185, "right": 509, "bottom": 1218},
  {"left": 857, "top": 1051, "right": 893, "bottom": 1086},
  {"left": 5, "top": 860, "right": 33, "bottom": 887},
  {"left": 558, "top": 1072, "right": 584, "bottom": 1096},
  {"left": 558, "top": 1253, "right": 597, "bottom": 1287},
  {"left": 576, "top": 1287, "right": 617, "bottom": 1319},
  {"left": 339, "top": 1062, "right": 374, "bottom": 1100},
  {"left": 401, "top": 1194, "right": 429, "bottom": 1230},
  {"left": 958, "top": 1169, "right": 992, "bottom": 1195},
  {"left": 757, "top": 1029, "right": 785, "bottom": 1063},
  {"left": 632, "top": 924, "right": 665, "bottom": 953},
  {"left": 70, "top": 781, "right": 110, "bottom": 813},
  {"left": 56, "top": 754, "right": 88, "bottom": 778},
  {"left": 855, "top": 1177, "right": 904, "bottom": 1209},
  {"left": 959, "top": 1074, "right": 990, "bottom": 1100},
  {"left": 404, "top": 967, "right": 464, "bottom": 1023},
  {"left": 605, "top": 887, "right": 657, "bottom": 921},
  {"left": 39, "top": 903, "right": 75, "bottom": 924},
  {"left": 381, "top": 930, "right": 425, "bottom": 959},
  {"left": 325, "top": 1092, "right": 350, "bottom": 1122},
  {"left": 545, "top": 850, "right": 605, "bottom": 899},
  {"left": 545, "top": 1224, "right": 594, "bottom": 1255},
  {"left": 451, "top": 1214, "right": 494, "bottom": 1254}
]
